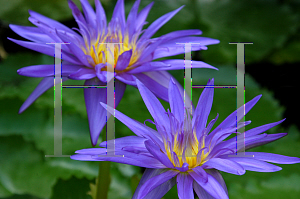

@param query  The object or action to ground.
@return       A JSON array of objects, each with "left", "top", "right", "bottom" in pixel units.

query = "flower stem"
[{"left": 96, "top": 133, "right": 111, "bottom": 199}]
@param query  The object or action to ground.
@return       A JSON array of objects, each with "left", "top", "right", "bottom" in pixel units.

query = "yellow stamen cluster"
[{"left": 82, "top": 28, "right": 141, "bottom": 73}]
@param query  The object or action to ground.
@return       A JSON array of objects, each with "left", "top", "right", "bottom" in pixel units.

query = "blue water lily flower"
[
  {"left": 71, "top": 78, "right": 300, "bottom": 199},
  {"left": 9, "top": 0, "right": 219, "bottom": 146}
]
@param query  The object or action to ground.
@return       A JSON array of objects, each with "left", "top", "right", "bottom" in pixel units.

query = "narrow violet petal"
[
  {"left": 72, "top": 150, "right": 165, "bottom": 168},
  {"left": 19, "top": 76, "right": 68, "bottom": 113},
  {"left": 159, "top": 36, "right": 220, "bottom": 47},
  {"left": 115, "top": 73, "right": 137, "bottom": 86},
  {"left": 244, "top": 133, "right": 287, "bottom": 150},
  {"left": 144, "top": 140, "right": 174, "bottom": 168},
  {"left": 177, "top": 173, "right": 194, "bottom": 199},
  {"left": 99, "top": 136, "right": 147, "bottom": 150},
  {"left": 193, "top": 181, "right": 215, "bottom": 199},
  {"left": 168, "top": 78, "right": 184, "bottom": 124},
  {"left": 9, "top": 25, "right": 51, "bottom": 43},
  {"left": 133, "top": 168, "right": 176, "bottom": 199},
  {"left": 137, "top": 170, "right": 179, "bottom": 199},
  {"left": 160, "top": 59, "right": 218, "bottom": 71},
  {"left": 126, "top": 0, "right": 140, "bottom": 37},
  {"left": 8, "top": 38, "right": 79, "bottom": 65},
  {"left": 225, "top": 152, "right": 300, "bottom": 164},
  {"left": 158, "top": 29, "right": 202, "bottom": 42},
  {"left": 193, "top": 78, "right": 214, "bottom": 138},
  {"left": 84, "top": 79, "right": 126, "bottom": 146},
  {"left": 245, "top": 119, "right": 286, "bottom": 137},
  {"left": 202, "top": 158, "right": 245, "bottom": 175},
  {"left": 127, "top": 61, "right": 170, "bottom": 74},
  {"left": 68, "top": 67, "right": 96, "bottom": 80},
  {"left": 208, "top": 95, "right": 262, "bottom": 140},
  {"left": 112, "top": 0, "right": 126, "bottom": 29},
  {"left": 136, "top": 79, "right": 170, "bottom": 130},
  {"left": 206, "top": 169, "right": 228, "bottom": 195},
  {"left": 224, "top": 157, "right": 282, "bottom": 172},
  {"left": 153, "top": 45, "right": 207, "bottom": 60},
  {"left": 17, "top": 64, "right": 82, "bottom": 77},
  {"left": 84, "top": 78, "right": 106, "bottom": 146},
  {"left": 135, "top": 2, "right": 153, "bottom": 32},
  {"left": 190, "top": 172, "right": 229, "bottom": 199},
  {"left": 95, "top": 0, "right": 107, "bottom": 29},
  {"left": 80, "top": 0, "right": 96, "bottom": 28},
  {"left": 135, "top": 71, "right": 189, "bottom": 105},
  {"left": 100, "top": 102, "right": 163, "bottom": 147},
  {"left": 191, "top": 166, "right": 208, "bottom": 183},
  {"left": 28, "top": 10, "right": 79, "bottom": 36},
  {"left": 140, "top": 6, "right": 184, "bottom": 41},
  {"left": 115, "top": 50, "right": 132, "bottom": 71}
]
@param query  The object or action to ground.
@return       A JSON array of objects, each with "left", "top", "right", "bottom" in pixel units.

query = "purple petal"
[
  {"left": 19, "top": 76, "right": 68, "bottom": 113},
  {"left": 68, "top": 67, "right": 96, "bottom": 80},
  {"left": 245, "top": 119, "right": 286, "bottom": 137},
  {"left": 191, "top": 166, "right": 208, "bottom": 183},
  {"left": 84, "top": 78, "right": 106, "bottom": 146},
  {"left": 202, "top": 158, "right": 245, "bottom": 175},
  {"left": 100, "top": 102, "right": 163, "bottom": 147},
  {"left": 9, "top": 25, "right": 51, "bottom": 43},
  {"left": 28, "top": 10, "right": 78, "bottom": 36},
  {"left": 206, "top": 169, "right": 228, "bottom": 195},
  {"left": 68, "top": 0, "right": 87, "bottom": 30},
  {"left": 135, "top": 2, "right": 153, "bottom": 32},
  {"left": 144, "top": 140, "right": 174, "bottom": 168},
  {"left": 134, "top": 70, "right": 172, "bottom": 102},
  {"left": 115, "top": 50, "right": 132, "bottom": 71},
  {"left": 136, "top": 79, "right": 170, "bottom": 130},
  {"left": 115, "top": 73, "right": 137, "bottom": 86},
  {"left": 112, "top": 0, "right": 126, "bottom": 30},
  {"left": 177, "top": 173, "right": 194, "bottom": 199},
  {"left": 8, "top": 38, "right": 80, "bottom": 65},
  {"left": 17, "top": 64, "right": 82, "bottom": 77},
  {"left": 99, "top": 136, "right": 147, "bottom": 150},
  {"left": 133, "top": 168, "right": 176, "bottom": 199},
  {"left": 84, "top": 79, "right": 126, "bottom": 146},
  {"left": 168, "top": 78, "right": 184, "bottom": 124},
  {"left": 160, "top": 59, "right": 218, "bottom": 71},
  {"left": 160, "top": 36, "right": 220, "bottom": 47},
  {"left": 193, "top": 181, "right": 215, "bottom": 199},
  {"left": 153, "top": 45, "right": 207, "bottom": 60},
  {"left": 244, "top": 133, "right": 287, "bottom": 150},
  {"left": 95, "top": 0, "right": 107, "bottom": 30},
  {"left": 191, "top": 172, "right": 229, "bottom": 199},
  {"left": 137, "top": 169, "right": 179, "bottom": 199},
  {"left": 127, "top": 61, "right": 170, "bottom": 74},
  {"left": 140, "top": 6, "right": 184, "bottom": 41},
  {"left": 80, "top": 0, "right": 96, "bottom": 28},
  {"left": 224, "top": 157, "right": 282, "bottom": 172},
  {"left": 208, "top": 95, "right": 262, "bottom": 141},
  {"left": 193, "top": 78, "right": 214, "bottom": 138},
  {"left": 126, "top": 0, "right": 140, "bottom": 37},
  {"left": 229, "top": 152, "right": 300, "bottom": 164},
  {"left": 71, "top": 150, "right": 165, "bottom": 168},
  {"left": 158, "top": 29, "right": 202, "bottom": 42}
]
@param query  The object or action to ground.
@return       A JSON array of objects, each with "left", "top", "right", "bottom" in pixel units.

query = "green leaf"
[{"left": 197, "top": 0, "right": 299, "bottom": 64}]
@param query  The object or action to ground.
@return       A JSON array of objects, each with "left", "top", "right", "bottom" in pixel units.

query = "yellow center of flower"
[
  {"left": 81, "top": 28, "right": 141, "bottom": 72},
  {"left": 165, "top": 131, "right": 209, "bottom": 169}
]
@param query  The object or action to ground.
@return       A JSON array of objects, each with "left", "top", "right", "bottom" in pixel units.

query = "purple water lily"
[
  {"left": 9, "top": 0, "right": 219, "bottom": 146},
  {"left": 71, "top": 78, "right": 300, "bottom": 199}
]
